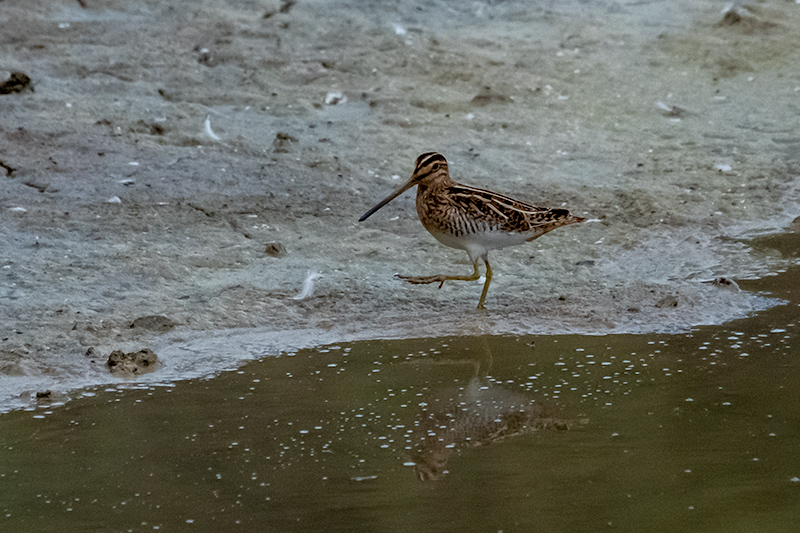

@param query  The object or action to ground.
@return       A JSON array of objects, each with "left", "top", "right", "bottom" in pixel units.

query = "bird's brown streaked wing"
[{"left": 448, "top": 184, "right": 576, "bottom": 233}]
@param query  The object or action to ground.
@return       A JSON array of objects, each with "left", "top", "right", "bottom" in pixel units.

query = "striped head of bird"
[{"left": 359, "top": 152, "right": 450, "bottom": 222}]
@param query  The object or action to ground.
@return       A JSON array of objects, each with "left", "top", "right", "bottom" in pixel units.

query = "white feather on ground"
[
  {"left": 293, "top": 271, "right": 323, "bottom": 300},
  {"left": 204, "top": 115, "right": 221, "bottom": 141}
]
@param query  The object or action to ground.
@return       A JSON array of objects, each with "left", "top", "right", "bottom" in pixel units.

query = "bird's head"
[{"left": 359, "top": 152, "right": 449, "bottom": 222}]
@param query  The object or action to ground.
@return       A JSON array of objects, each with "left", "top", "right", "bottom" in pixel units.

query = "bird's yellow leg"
[
  {"left": 476, "top": 258, "right": 493, "bottom": 309},
  {"left": 397, "top": 259, "right": 481, "bottom": 288}
]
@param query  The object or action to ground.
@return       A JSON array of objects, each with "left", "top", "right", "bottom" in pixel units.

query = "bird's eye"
[{"left": 432, "top": 163, "right": 440, "bottom": 170}]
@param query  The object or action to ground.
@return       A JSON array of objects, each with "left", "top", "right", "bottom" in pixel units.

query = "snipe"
[{"left": 359, "top": 152, "right": 585, "bottom": 309}]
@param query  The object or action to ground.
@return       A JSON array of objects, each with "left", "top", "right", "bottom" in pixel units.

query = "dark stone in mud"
[
  {"left": 719, "top": 10, "right": 743, "bottom": 26},
  {"left": 263, "top": 0, "right": 296, "bottom": 18},
  {"left": 32, "top": 389, "right": 67, "bottom": 404},
  {"left": 709, "top": 277, "right": 740, "bottom": 291},
  {"left": 107, "top": 348, "right": 159, "bottom": 377},
  {"left": 0, "top": 160, "right": 16, "bottom": 176},
  {"left": 0, "top": 72, "right": 32, "bottom": 94},
  {"left": 130, "top": 315, "right": 175, "bottom": 332},
  {"left": 655, "top": 295, "right": 679, "bottom": 308},
  {"left": 715, "top": 8, "right": 778, "bottom": 34},
  {"left": 265, "top": 242, "right": 286, "bottom": 257},
  {"left": 470, "top": 87, "right": 512, "bottom": 107},
  {"left": 272, "top": 132, "right": 298, "bottom": 153}
]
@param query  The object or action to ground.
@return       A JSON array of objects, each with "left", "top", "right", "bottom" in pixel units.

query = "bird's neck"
[
  {"left": 415, "top": 174, "right": 454, "bottom": 218},
  {"left": 416, "top": 173, "right": 453, "bottom": 197}
]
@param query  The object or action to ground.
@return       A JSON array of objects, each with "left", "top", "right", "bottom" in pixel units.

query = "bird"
[{"left": 359, "top": 152, "right": 585, "bottom": 309}]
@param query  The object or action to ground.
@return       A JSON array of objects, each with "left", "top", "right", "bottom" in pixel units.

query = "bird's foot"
[{"left": 396, "top": 274, "right": 448, "bottom": 288}]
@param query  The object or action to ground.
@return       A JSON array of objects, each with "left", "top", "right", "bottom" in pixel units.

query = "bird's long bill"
[{"left": 358, "top": 178, "right": 416, "bottom": 222}]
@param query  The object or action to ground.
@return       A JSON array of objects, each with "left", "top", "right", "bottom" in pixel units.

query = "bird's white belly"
[{"left": 427, "top": 227, "right": 529, "bottom": 260}]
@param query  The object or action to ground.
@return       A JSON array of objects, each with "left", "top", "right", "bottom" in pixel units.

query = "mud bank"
[{"left": 1, "top": 0, "right": 799, "bottom": 410}]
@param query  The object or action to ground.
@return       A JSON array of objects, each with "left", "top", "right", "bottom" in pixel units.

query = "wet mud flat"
[
  {"left": 1, "top": 261, "right": 799, "bottom": 531},
  {"left": 2, "top": 0, "right": 800, "bottom": 408}
]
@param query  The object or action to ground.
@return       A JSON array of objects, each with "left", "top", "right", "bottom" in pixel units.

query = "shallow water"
[{"left": 2, "top": 260, "right": 799, "bottom": 532}]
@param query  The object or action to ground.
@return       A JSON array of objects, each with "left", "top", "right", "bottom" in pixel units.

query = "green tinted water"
[{"left": 2, "top": 265, "right": 799, "bottom": 532}]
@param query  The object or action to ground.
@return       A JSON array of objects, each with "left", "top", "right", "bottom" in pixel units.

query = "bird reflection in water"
[{"left": 409, "top": 340, "right": 570, "bottom": 481}]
